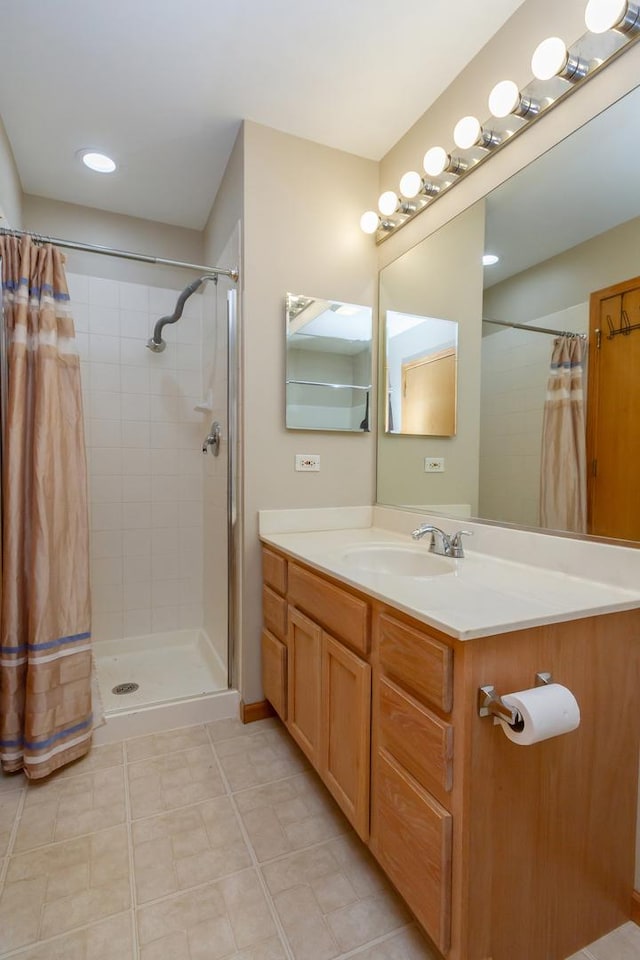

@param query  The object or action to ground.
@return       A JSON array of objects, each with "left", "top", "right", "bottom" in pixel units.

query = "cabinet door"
[
  {"left": 371, "top": 749, "right": 452, "bottom": 954},
  {"left": 261, "top": 629, "right": 287, "bottom": 721},
  {"left": 287, "top": 606, "right": 322, "bottom": 766},
  {"left": 320, "top": 633, "right": 371, "bottom": 841}
]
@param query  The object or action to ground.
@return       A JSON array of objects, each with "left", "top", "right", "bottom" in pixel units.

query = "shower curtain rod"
[
  {"left": 483, "top": 317, "right": 587, "bottom": 340},
  {"left": 0, "top": 227, "right": 239, "bottom": 282}
]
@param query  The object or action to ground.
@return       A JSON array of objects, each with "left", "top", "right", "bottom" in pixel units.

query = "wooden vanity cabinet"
[
  {"left": 260, "top": 545, "right": 640, "bottom": 960},
  {"left": 286, "top": 606, "right": 322, "bottom": 767},
  {"left": 321, "top": 632, "right": 371, "bottom": 840}
]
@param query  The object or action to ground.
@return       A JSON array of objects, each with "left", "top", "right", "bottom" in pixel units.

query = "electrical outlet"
[
  {"left": 295, "top": 454, "right": 320, "bottom": 472},
  {"left": 424, "top": 457, "right": 445, "bottom": 473}
]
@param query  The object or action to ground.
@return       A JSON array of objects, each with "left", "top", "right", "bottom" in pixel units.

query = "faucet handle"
[{"left": 450, "top": 529, "right": 472, "bottom": 558}]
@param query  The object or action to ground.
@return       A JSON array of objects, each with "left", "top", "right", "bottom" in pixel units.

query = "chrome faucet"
[{"left": 411, "top": 524, "right": 472, "bottom": 558}]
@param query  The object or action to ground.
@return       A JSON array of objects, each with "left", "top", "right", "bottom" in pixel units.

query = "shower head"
[{"left": 146, "top": 274, "right": 219, "bottom": 353}]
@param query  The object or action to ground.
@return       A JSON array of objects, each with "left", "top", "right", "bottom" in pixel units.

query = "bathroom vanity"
[{"left": 259, "top": 509, "right": 640, "bottom": 960}]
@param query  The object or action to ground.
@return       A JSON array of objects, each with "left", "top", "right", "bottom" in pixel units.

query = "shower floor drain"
[{"left": 112, "top": 682, "right": 139, "bottom": 695}]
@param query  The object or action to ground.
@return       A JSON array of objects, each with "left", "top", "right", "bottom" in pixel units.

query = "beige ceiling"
[{"left": 0, "top": 0, "right": 525, "bottom": 229}]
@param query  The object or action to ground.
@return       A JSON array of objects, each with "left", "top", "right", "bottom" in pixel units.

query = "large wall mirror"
[
  {"left": 286, "top": 293, "right": 373, "bottom": 432},
  {"left": 378, "top": 83, "right": 640, "bottom": 544}
]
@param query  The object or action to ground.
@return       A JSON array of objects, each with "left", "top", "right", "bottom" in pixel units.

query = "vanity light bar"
[{"left": 361, "top": 0, "right": 640, "bottom": 242}]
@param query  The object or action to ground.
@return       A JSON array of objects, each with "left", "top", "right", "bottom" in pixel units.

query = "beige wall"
[
  {"left": 0, "top": 114, "right": 22, "bottom": 228},
  {"left": 239, "top": 121, "right": 378, "bottom": 703},
  {"left": 204, "top": 129, "right": 244, "bottom": 267},
  {"left": 378, "top": 202, "right": 485, "bottom": 511},
  {"left": 24, "top": 195, "right": 203, "bottom": 290}
]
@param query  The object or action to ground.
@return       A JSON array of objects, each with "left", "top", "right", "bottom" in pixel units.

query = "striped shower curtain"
[
  {"left": 0, "top": 235, "right": 93, "bottom": 779},
  {"left": 539, "top": 335, "right": 587, "bottom": 534}
]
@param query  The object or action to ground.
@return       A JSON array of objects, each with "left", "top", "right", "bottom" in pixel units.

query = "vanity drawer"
[
  {"left": 262, "top": 547, "right": 287, "bottom": 595},
  {"left": 261, "top": 629, "right": 287, "bottom": 721},
  {"left": 262, "top": 585, "right": 287, "bottom": 640},
  {"left": 377, "top": 676, "right": 453, "bottom": 799},
  {"left": 372, "top": 749, "right": 451, "bottom": 954},
  {"left": 377, "top": 612, "right": 452, "bottom": 713},
  {"left": 288, "top": 562, "right": 369, "bottom": 655}
]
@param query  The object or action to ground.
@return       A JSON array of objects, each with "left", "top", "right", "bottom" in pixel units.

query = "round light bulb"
[
  {"left": 453, "top": 116, "right": 482, "bottom": 150},
  {"left": 488, "top": 80, "right": 521, "bottom": 118},
  {"left": 423, "top": 146, "right": 449, "bottom": 177},
  {"left": 81, "top": 151, "right": 117, "bottom": 173},
  {"left": 399, "top": 171, "right": 422, "bottom": 199},
  {"left": 360, "top": 211, "right": 380, "bottom": 234},
  {"left": 482, "top": 253, "right": 500, "bottom": 266},
  {"left": 585, "top": 0, "right": 629, "bottom": 31},
  {"left": 378, "top": 191, "right": 399, "bottom": 216},
  {"left": 531, "top": 37, "right": 568, "bottom": 80}
]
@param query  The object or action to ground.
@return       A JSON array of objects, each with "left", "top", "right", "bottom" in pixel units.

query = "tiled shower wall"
[{"left": 68, "top": 272, "right": 207, "bottom": 643}]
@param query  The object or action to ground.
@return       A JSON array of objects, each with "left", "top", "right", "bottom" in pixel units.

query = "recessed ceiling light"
[
  {"left": 81, "top": 151, "right": 117, "bottom": 173},
  {"left": 483, "top": 253, "right": 500, "bottom": 266}
]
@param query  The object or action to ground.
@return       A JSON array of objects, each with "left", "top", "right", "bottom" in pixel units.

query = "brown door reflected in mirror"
[
  {"left": 402, "top": 348, "right": 457, "bottom": 436},
  {"left": 587, "top": 276, "right": 640, "bottom": 541}
]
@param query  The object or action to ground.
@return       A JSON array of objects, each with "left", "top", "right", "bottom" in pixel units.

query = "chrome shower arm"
[{"left": 146, "top": 273, "right": 219, "bottom": 353}]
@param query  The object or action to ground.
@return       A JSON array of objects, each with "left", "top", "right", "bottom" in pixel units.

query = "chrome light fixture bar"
[{"left": 363, "top": 2, "right": 640, "bottom": 243}]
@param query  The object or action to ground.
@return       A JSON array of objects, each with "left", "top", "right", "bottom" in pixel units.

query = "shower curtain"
[
  {"left": 0, "top": 235, "right": 93, "bottom": 779},
  {"left": 539, "top": 335, "right": 587, "bottom": 533}
]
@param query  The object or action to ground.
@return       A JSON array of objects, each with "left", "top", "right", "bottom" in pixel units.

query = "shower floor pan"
[{"left": 93, "top": 628, "right": 237, "bottom": 743}]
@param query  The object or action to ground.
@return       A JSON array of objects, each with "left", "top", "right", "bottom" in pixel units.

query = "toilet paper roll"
[{"left": 498, "top": 683, "right": 580, "bottom": 746}]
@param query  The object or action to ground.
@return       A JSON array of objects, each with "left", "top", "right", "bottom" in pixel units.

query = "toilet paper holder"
[{"left": 478, "top": 672, "right": 553, "bottom": 723}]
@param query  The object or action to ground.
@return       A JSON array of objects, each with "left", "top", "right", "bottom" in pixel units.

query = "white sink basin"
[{"left": 341, "top": 543, "right": 455, "bottom": 578}]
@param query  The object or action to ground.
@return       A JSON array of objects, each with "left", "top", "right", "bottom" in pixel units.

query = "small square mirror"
[{"left": 285, "top": 293, "right": 373, "bottom": 432}]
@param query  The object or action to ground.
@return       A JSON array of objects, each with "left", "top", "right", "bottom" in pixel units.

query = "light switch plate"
[{"left": 424, "top": 457, "right": 445, "bottom": 473}]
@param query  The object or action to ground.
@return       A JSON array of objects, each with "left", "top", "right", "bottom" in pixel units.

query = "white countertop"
[{"left": 259, "top": 510, "right": 640, "bottom": 640}]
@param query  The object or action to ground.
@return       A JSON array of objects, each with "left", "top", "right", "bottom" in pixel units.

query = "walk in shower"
[{"left": 0, "top": 228, "right": 241, "bottom": 743}]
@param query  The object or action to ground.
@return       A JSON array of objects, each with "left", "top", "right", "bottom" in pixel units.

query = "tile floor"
[{"left": 0, "top": 717, "right": 637, "bottom": 960}]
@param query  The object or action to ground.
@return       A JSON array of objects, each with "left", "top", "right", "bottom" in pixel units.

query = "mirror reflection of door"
[
  {"left": 385, "top": 311, "right": 458, "bottom": 436},
  {"left": 402, "top": 349, "right": 456, "bottom": 435},
  {"left": 587, "top": 276, "right": 640, "bottom": 540}
]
